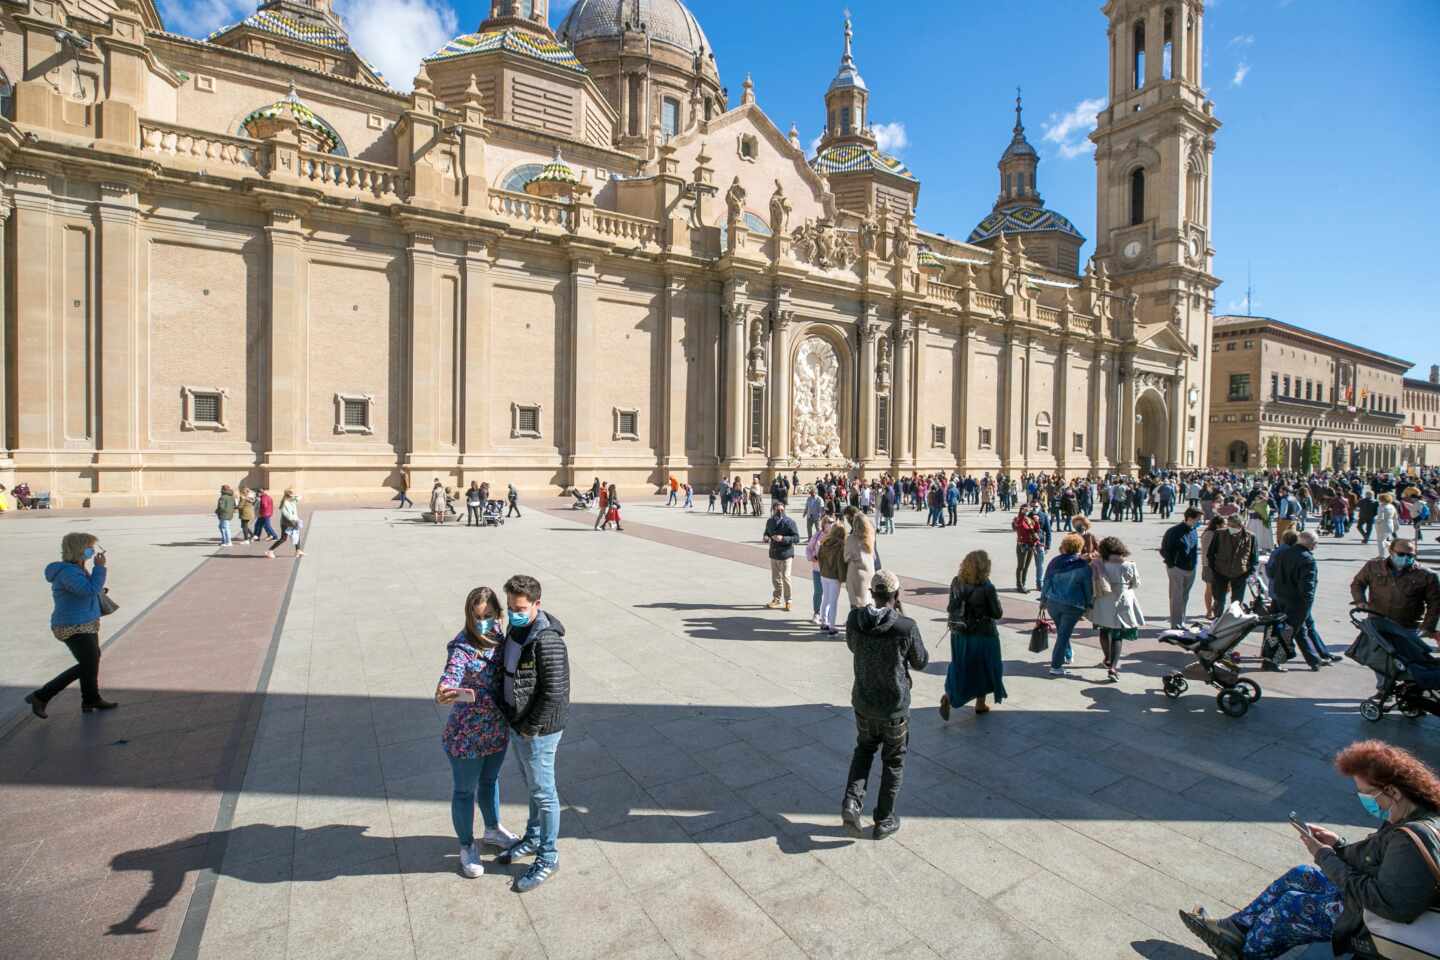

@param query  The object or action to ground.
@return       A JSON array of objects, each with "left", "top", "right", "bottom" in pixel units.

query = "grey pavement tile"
[
  {"left": 609, "top": 741, "right": 710, "bottom": 789},
  {"left": 992, "top": 869, "right": 1158, "bottom": 960},
  {"left": 738, "top": 773, "right": 842, "bottom": 839},
  {"left": 646, "top": 772, "right": 760, "bottom": 837},
  {"left": 891, "top": 813, "right": 1046, "bottom": 901},
  {"left": 640, "top": 860, "right": 787, "bottom": 959},
  {"left": 202, "top": 853, "right": 293, "bottom": 942},
  {"left": 653, "top": 714, "right": 745, "bottom": 753},
  {"left": 691, "top": 814, "right": 832, "bottom": 896},
  {"left": 196, "top": 921, "right": 290, "bottom": 960},
  {"left": 527, "top": 883, "right": 669, "bottom": 960},
  {"left": 555, "top": 735, "right": 626, "bottom": 784},
  {"left": 285, "top": 855, "right": 409, "bottom": 948},
  {"left": 565, "top": 769, "right": 661, "bottom": 833},
  {"left": 690, "top": 739, "right": 792, "bottom": 792},
  {"left": 590, "top": 812, "right": 716, "bottom": 893},
  {"left": 289, "top": 923, "right": 417, "bottom": 960},
  {"left": 752, "top": 867, "right": 911, "bottom": 960}
]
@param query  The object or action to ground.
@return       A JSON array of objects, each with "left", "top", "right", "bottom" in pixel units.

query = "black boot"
[
  {"left": 841, "top": 799, "right": 863, "bottom": 834},
  {"left": 873, "top": 815, "right": 901, "bottom": 840},
  {"left": 82, "top": 699, "right": 119, "bottom": 712},
  {"left": 24, "top": 693, "right": 48, "bottom": 719}
]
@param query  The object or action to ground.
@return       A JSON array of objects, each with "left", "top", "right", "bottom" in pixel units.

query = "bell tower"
[
  {"left": 819, "top": 16, "right": 874, "bottom": 151},
  {"left": 1091, "top": 0, "right": 1221, "bottom": 468}
]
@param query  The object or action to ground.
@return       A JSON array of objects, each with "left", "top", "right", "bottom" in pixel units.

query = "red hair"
[{"left": 1335, "top": 740, "right": 1440, "bottom": 809}]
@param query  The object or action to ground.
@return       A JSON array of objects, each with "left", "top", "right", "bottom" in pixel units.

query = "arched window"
[
  {"left": 499, "top": 163, "right": 545, "bottom": 192},
  {"left": 840, "top": 107, "right": 852, "bottom": 136},
  {"left": 704, "top": 97, "right": 713, "bottom": 121},
  {"left": 1132, "top": 19, "right": 1146, "bottom": 90},
  {"left": 661, "top": 97, "right": 680, "bottom": 138},
  {"left": 1130, "top": 168, "right": 1146, "bottom": 226},
  {"left": 1162, "top": 9, "right": 1174, "bottom": 81},
  {"left": 627, "top": 76, "right": 641, "bottom": 136},
  {"left": 1186, "top": 156, "right": 1205, "bottom": 223}
]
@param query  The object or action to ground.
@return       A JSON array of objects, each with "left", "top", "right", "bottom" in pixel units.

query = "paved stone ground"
[{"left": 1, "top": 499, "right": 1436, "bottom": 960}]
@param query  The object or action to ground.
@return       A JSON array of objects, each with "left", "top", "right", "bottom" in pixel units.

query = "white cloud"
[
  {"left": 1225, "top": 297, "right": 1262, "bottom": 314},
  {"left": 157, "top": 0, "right": 250, "bottom": 37},
  {"left": 336, "top": 0, "right": 459, "bottom": 91},
  {"left": 808, "top": 133, "right": 823, "bottom": 157},
  {"left": 1231, "top": 62, "right": 1251, "bottom": 87},
  {"left": 1229, "top": 33, "right": 1256, "bottom": 46},
  {"left": 872, "top": 121, "right": 909, "bottom": 155},
  {"left": 1041, "top": 96, "right": 1105, "bottom": 159}
]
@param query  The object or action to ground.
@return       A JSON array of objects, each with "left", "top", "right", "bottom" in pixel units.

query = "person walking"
[
  {"left": 25, "top": 533, "right": 118, "bottom": 717},
  {"left": 1092, "top": 536, "right": 1144, "bottom": 682},
  {"left": 465, "top": 482, "right": 483, "bottom": 527},
  {"left": 878, "top": 484, "right": 895, "bottom": 535},
  {"left": 506, "top": 483, "right": 522, "bottom": 518},
  {"left": 843, "top": 509, "right": 878, "bottom": 610},
  {"left": 266, "top": 489, "right": 305, "bottom": 559},
  {"left": 1356, "top": 489, "right": 1379, "bottom": 544},
  {"left": 803, "top": 488, "right": 824, "bottom": 539},
  {"left": 601, "top": 485, "right": 623, "bottom": 531},
  {"left": 237, "top": 485, "right": 256, "bottom": 543},
  {"left": 594, "top": 482, "right": 609, "bottom": 530},
  {"left": 254, "top": 487, "right": 278, "bottom": 541},
  {"left": 429, "top": 481, "right": 447, "bottom": 525},
  {"left": 393, "top": 473, "right": 414, "bottom": 510},
  {"left": 215, "top": 485, "right": 237, "bottom": 547},
  {"left": 941, "top": 550, "right": 1006, "bottom": 719},
  {"left": 1161, "top": 507, "right": 1203, "bottom": 628},
  {"left": 763, "top": 500, "right": 800, "bottom": 611},
  {"left": 1040, "top": 534, "right": 1094, "bottom": 678},
  {"left": 1375, "top": 492, "right": 1400, "bottom": 558},
  {"left": 1207, "top": 515, "right": 1257, "bottom": 611},
  {"left": 817, "top": 520, "right": 849, "bottom": 637},
  {"left": 1268, "top": 530, "right": 1323, "bottom": 670},
  {"left": 435, "top": 586, "right": 518, "bottom": 878},
  {"left": 1199, "top": 515, "right": 1224, "bottom": 618},
  {"left": 1012, "top": 504, "right": 1042, "bottom": 593},
  {"left": 667, "top": 475, "right": 679, "bottom": 507},
  {"left": 805, "top": 515, "right": 835, "bottom": 625},
  {"left": 840, "top": 570, "right": 928, "bottom": 841},
  {"left": 682, "top": 481, "right": 694, "bottom": 510},
  {"left": 495, "top": 574, "right": 569, "bottom": 893}
]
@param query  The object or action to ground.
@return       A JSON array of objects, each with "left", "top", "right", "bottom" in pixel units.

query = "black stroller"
[
  {"left": 568, "top": 487, "right": 595, "bottom": 510},
  {"left": 1345, "top": 606, "right": 1440, "bottom": 722},
  {"left": 480, "top": 499, "right": 506, "bottom": 527},
  {"left": 1157, "top": 575, "right": 1288, "bottom": 717}
]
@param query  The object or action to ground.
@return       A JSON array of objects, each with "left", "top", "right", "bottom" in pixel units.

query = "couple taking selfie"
[{"left": 434, "top": 574, "right": 570, "bottom": 893}]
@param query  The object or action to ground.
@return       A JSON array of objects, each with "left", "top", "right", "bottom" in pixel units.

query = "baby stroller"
[
  {"left": 480, "top": 499, "right": 506, "bottom": 527},
  {"left": 1157, "top": 577, "right": 1288, "bottom": 717},
  {"left": 568, "top": 487, "right": 595, "bottom": 510},
  {"left": 1346, "top": 607, "right": 1440, "bottom": 722}
]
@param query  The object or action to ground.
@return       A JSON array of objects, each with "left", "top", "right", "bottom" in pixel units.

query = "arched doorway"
[
  {"left": 1134, "top": 389, "right": 1169, "bottom": 472},
  {"left": 1227, "top": 440, "right": 1249, "bottom": 467}
]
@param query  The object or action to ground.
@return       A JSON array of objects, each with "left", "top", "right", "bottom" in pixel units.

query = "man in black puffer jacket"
[
  {"left": 497, "top": 574, "right": 570, "bottom": 893},
  {"left": 841, "top": 570, "right": 928, "bottom": 841}
]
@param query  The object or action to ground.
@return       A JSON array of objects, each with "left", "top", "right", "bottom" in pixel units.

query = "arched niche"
[{"left": 787, "top": 324, "right": 854, "bottom": 465}]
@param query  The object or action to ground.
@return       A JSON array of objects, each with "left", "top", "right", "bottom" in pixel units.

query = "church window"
[
  {"left": 1162, "top": 10, "right": 1175, "bottom": 81},
  {"left": 182, "top": 386, "right": 228, "bottom": 432},
  {"left": 1187, "top": 161, "right": 1205, "bottom": 223},
  {"left": 1132, "top": 20, "right": 1146, "bottom": 90},
  {"left": 512, "top": 403, "right": 542, "bottom": 439},
  {"left": 627, "top": 76, "right": 642, "bottom": 137},
  {"left": 661, "top": 97, "right": 680, "bottom": 139},
  {"left": 1305, "top": 380, "right": 1313, "bottom": 400},
  {"left": 499, "top": 163, "right": 546, "bottom": 193},
  {"left": 932, "top": 424, "right": 948, "bottom": 448},
  {"left": 1036, "top": 430, "right": 1050, "bottom": 452},
  {"left": 749, "top": 386, "right": 766, "bottom": 450},
  {"left": 1073, "top": 432, "right": 1085, "bottom": 452},
  {"left": 876, "top": 396, "right": 890, "bottom": 453},
  {"left": 520, "top": 0, "right": 535, "bottom": 16},
  {"left": 336, "top": 393, "right": 374, "bottom": 435},
  {"left": 840, "top": 107, "right": 852, "bottom": 136},
  {"left": 1129, "top": 168, "right": 1146, "bottom": 225},
  {"left": 613, "top": 408, "right": 639, "bottom": 440},
  {"left": 978, "top": 427, "right": 993, "bottom": 449},
  {"left": 1271, "top": 374, "right": 1279, "bottom": 398},
  {"left": 1282, "top": 375, "right": 1291, "bottom": 396}
]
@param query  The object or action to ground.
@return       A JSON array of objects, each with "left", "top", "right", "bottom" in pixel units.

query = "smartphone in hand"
[
  {"left": 1289, "top": 811, "right": 1312, "bottom": 837},
  {"left": 440, "top": 687, "right": 476, "bottom": 704}
]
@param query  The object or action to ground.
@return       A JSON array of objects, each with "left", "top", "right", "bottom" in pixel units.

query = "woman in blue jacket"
[
  {"left": 25, "top": 532, "right": 117, "bottom": 717},
  {"left": 1040, "top": 533, "right": 1094, "bottom": 677}
]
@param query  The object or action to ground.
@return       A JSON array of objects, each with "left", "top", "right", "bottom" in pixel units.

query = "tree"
[
  {"left": 1264, "top": 436, "right": 1284, "bottom": 468},
  {"left": 1305, "top": 443, "right": 1323, "bottom": 471}
]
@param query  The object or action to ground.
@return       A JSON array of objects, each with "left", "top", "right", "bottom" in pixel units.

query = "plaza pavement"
[{"left": 1, "top": 497, "right": 1436, "bottom": 960}]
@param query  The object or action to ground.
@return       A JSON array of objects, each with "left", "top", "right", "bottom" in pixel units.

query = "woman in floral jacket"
[{"left": 436, "top": 586, "right": 518, "bottom": 878}]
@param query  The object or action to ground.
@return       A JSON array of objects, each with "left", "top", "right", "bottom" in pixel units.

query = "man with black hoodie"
[
  {"left": 496, "top": 574, "right": 570, "bottom": 893},
  {"left": 841, "top": 570, "right": 929, "bottom": 840}
]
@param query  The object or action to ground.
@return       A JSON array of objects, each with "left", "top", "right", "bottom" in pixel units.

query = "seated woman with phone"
[
  {"left": 1181, "top": 740, "right": 1440, "bottom": 959},
  {"left": 436, "top": 586, "right": 519, "bottom": 879}
]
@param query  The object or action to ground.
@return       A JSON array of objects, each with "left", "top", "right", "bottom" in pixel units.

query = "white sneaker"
[
  {"left": 810, "top": 613, "right": 821, "bottom": 625},
  {"left": 459, "top": 843, "right": 484, "bottom": 878},
  {"left": 1047, "top": 667, "right": 1070, "bottom": 677},
  {"left": 482, "top": 825, "right": 520, "bottom": 850}
]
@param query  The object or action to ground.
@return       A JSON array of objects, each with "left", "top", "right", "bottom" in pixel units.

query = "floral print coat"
[{"left": 438, "top": 629, "right": 508, "bottom": 759}]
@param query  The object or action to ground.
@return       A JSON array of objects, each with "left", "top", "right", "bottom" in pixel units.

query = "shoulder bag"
[
  {"left": 98, "top": 589, "right": 119, "bottom": 617},
  {"left": 1364, "top": 820, "right": 1440, "bottom": 960}
]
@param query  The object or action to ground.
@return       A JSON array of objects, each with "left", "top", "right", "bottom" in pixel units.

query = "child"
[
  {"left": 602, "top": 486, "right": 623, "bottom": 531},
  {"left": 707, "top": 488, "right": 717, "bottom": 513}
]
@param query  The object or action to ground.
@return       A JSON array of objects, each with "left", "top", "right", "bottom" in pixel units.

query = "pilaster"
[
  {"left": 10, "top": 170, "right": 52, "bottom": 458},
  {"left": 857, "top": 303, "right": 879, "bottom": 467},
  {"left": 262, "top": 205, "right": 308, "bottom": 489},
  {"left": 1054, "top": 339, "right": 1072, "bottom": 474},
  {"left": 767, "top": 302, "right": 792, "bottom": 467},
  {"left": 566, "top": 255, "right": 598, "bottom": 476},
  {"left": 661, "top": 273, "right": 691, "bottom": 473},
  {"left": 405, "top": 231, "right": 443, "bottom": 468},
  {"left": 894, "top": 313, "right": 915, "bottom": 469},
  {"left": 0, "top": 195, "right": 10, "bottom": 474},
  {"left": 1118, "top": 353, "right": 1138, "bottom": 474},
  {"left": 90, "top": 182, "right": 143, "bottom": 506},
  {"left": 1168, "top": 371, "right": 1185, "bottom": 468},
  {"left": 461, "top": 238, "right": 493, "bottom": 475},
  {"left": 722, "top": 281, "right": 750, "bottom": 470}
]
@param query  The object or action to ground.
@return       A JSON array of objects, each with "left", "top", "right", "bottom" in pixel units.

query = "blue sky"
[{"left": 163, "top": 1, "right": 1440, "bottom": 374}]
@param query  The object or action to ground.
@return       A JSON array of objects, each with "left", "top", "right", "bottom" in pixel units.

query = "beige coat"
[{"left": 844, "top": 526, "right": 877, "bottom": 608}]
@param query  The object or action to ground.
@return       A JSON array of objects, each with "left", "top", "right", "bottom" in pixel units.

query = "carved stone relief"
[{"left": 792, "top": 336, "right": 844, "bottom": 460}]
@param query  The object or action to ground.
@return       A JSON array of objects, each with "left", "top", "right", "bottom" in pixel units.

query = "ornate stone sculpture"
[
  {"left": 792, "top": 336, "right": 845, "bottom": 461},
  {"left": 725, "top": 176, "right": 746, "bottom": 228},
  {"left": 768, "top": 180, "right": 791, "bottom": 236},
  {"left": 875, "top": 335, "right": 892, "bottom": 394},
  {"left": 747, "top": 316, "right": 768, "bottom": 384},
  {"left": 892, "top": 218, "right": 911, "bottom": 264},
  {"left": 859, "top": 216, "right": 878, "bottom": 255},
  {"left": 789, "top": 220, "right": 854, "bottom": 271}
]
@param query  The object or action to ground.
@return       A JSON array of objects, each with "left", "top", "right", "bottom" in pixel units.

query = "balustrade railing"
[
  {"left": 298, "top": 150, "right": 407, "bottom": 199},
  {"left": 488, "top": 189, "right": 573, "bottom": 231},
  {"left": 593, "top": 209, "right": 658, "bottom": 247},
  {"left": 139, "top": 121, "right": 260, "bottom": 173},
  {"left": 974, "top": 291, "right": 1003, "bottom": 313},
  {"left": 927, "top": 281, "right": 961, "bottom": 304},
  {"left": 1035, "top": 305, "right": 1061, "bottom": 326}
]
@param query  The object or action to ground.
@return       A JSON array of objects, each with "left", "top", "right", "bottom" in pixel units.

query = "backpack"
[{"left": 1212, "top": 531, "right": 1252, "bottom": 580}]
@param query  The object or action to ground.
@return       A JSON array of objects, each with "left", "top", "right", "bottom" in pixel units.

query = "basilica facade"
[{"left": 0, "top": 0, "right": 1219, "bottom": 505}]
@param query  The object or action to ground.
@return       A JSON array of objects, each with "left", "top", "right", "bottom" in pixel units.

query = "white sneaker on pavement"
[
  {"left": 459, "top": 843, "right": 484, "bottom": 878},
  {"left": 483, "top": 825, "right": 520, "bottom": 850}
]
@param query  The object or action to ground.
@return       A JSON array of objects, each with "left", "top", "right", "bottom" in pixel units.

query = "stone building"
[
  {"left": 1206, "top": 315, "right": 1410, "bottom": 471},
  {"left": 0, "top": 0, "right": 1219, "bottom": 506},
  {"left": 1402, "top": 368, "right": 1440, "bottom": 468}
]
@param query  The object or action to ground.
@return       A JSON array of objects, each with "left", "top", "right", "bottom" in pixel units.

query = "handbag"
[
  {"left": 98, "top": 590, "right": 119, "bottom": 617},
  {"left": 1364, "top": 821, "right": 1440, "bottom": 959},
  {"left": 1028, "top": 617, "right": 1051, "bottom": 653}
]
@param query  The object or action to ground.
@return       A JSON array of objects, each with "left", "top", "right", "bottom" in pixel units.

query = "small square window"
[
  {"left": 1211, "top": 342, "right": 1219, "bottom": 353},
  {"left": 738, "top": 134, "right": 758, "bottom": 162},
  {"left": 367, "top": 113, "right": 385, "bottom": 130},
  {"left": 1036, "top": 430, "right": 1049, "bottom": 452},
  {"left": 1243, "top": 339, "right": 1254, "bottom": 349},
  {"left": 1072, "top": 432, "right": 1085, "bottom": 452},
  {"left": 1225, "top": 342, "right": 1236, "bottom": 351},
  {"left": 1188, "top": 415, "right": 1197, "bottom": 431},
  {"left": 334, "top": 393, "right": 374, "bottom": 435},
  {"left": 613, "top": 407, "right": 639, "bottom": 441},
  {"left": 195, "top": 74, "right": 215, "bottom": 93},
  {"left": 181, "top": 385, "right": 229, "bottom": 432},
  {"left": 977, "top": 427, "right": 993, "bottom": 449},
  {"left": 512, "top": 403, "right": 542, "bottom": 439},
  {"left": 931, "top": 424, "right": 947, "bottom": 448}
]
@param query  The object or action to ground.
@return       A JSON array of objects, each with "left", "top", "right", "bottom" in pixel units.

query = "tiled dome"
[
  {"left": 426, "top": 28, "right": 586, "bottom": 73},
  {"left": 239, "top": 84, "right": 345, "bottom": 155},
  {"left": 968, "top": 202, "right": 1085, "bottom": 244},
  {"left": 557, "top": 0, "right": 714, "bottom": 60},
  {"left": 811, "top": 143, "right": 914, "bottom": 181}
]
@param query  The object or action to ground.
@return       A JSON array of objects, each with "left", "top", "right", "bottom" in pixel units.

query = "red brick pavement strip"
[
  {"left": 541, "top": 506, "right": 1371, "bottom": 702},
  {"left": 0, "top": 534, "right": 301, "bottom": 960}
]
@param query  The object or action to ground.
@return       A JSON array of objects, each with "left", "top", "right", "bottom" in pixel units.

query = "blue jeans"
[
  {"left": 1033, "top": 548, "right": 1046, "bottom": 591},
  {"left": 448, "top": 749, "right": 507, "bottom": 846},
  {"left": 811, "top": 570, "right": 823, "bottom": 616},
  {"left": 1048, "top": 602, "right": 1084, "bottom": 670},
  {"left": 512, "top": 730, "right": 563, "bottom": 865},
  {"left": 218, "top": 518, "right": 232, "bottom": 545},
  {"left": 254, "top": 515, "right": 277, "bottom": 539}
]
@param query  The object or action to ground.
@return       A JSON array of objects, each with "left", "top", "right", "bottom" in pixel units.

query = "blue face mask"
[
  {"left": 476, "top": 618, "right": 494, "bottom": 635},
  {"left": 1391, "top": 554, "right": 1416, "bottom": 571},
  {"left": 1357, "top": 792, "right": 1386, "bottom": 820},
  {"left": 507, "top": 610, "right": 531, "bottom": 628},
  {"left": 83, "top": 547, "right": 95, "bottom": 560}
]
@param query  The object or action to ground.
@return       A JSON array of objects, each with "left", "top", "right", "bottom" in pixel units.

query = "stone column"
[
  {"left": 0, "top": 195, "right": 12, "bottom": 472},
  {"left": 1088, "top": 349, "right": 1107, "bottom": 472},
  {"left": 662, "top": 274, "right": 691, "bottom": 475},
  {"left": 406, "top": 232, "right": 439, "bottom": 468},
  {"left": 263, "top": 206, "right": 307, "bottom": 490},
  {"left": 1118, "top": 358, "right": 1137, "bottom": 473},
  {"left": 91, "top": 182, "right": 142, "bottom": 506},
  {"left": 1054, "top": 339, "right": 1071, "bottom": 475},
  {"left": 461, "top": 239, "right": 493, "bottom": 479},
  {"left": 11, "top": 170, "right": 52, "bottom": 459},
  {"left": 858, "top": 305, "right": 879, "bottom": 469},
  {"left": 567, "top": 257, "right": 598, "bottom": 482},
  {"left": 724, "top": 301, "right": 749, "bottom": 469},
  {"left": 767, "top": 307, "right": 792, "bottom": 468},
  {"left": 894, "top": 315, "right": 915, "bottom": 469},
  {"left": 1168, "top": 373, "right": 1185, "bottom": 468}
]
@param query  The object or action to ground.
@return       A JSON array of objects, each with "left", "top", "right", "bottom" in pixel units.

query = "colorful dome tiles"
[
  {"left": 426, "top": 29, "right": 587, "bottom": 73},
  {"left": 810, "top": 144, "right": 914, "bottom": 181},
  {"left": 968, "top": 202, "right": 1085, "bottom": 243}
]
